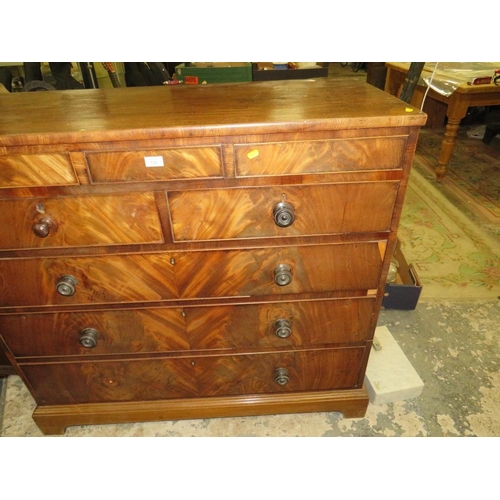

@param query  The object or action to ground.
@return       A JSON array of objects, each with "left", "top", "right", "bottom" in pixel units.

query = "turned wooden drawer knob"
[
  {"left": 274, "top": 368, "right": 290, "bottom": 386},
  {"left": 274, "top": 264, "right": 293, "bottom": 286},
  {"left": 274, "top": 319, "right": 292, "bottom": 339},
  {"left": 273, "top": 201, "right": 295, "bottom": 228},
  {"left": 32, "top": 216, "right": 57, "bottom": 238},
  {"left": 79, "top": 328, "right": 100, "bottom": 348},
  {"left": 56, "top": 275, "right": 78, "bottom": 296}
]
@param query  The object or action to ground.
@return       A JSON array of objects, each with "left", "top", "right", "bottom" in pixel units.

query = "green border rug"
[{"left": 399, "top": 168, "right": 500, "bottom": 300}]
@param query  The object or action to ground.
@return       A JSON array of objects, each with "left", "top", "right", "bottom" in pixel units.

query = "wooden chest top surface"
[{"left": 0, "top": 79, "right": 426, "bottom": 146}]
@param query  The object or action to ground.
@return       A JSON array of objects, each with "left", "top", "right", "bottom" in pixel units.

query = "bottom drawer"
[{"left": 21, "top": 347, "right": 366, "bottom": 405}]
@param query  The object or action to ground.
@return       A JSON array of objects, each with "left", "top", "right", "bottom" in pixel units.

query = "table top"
[{"left": 386, "top": 62, "right": 500, "bottom": 97}]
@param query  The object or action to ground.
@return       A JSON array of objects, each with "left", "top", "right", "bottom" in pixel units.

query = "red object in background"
[
  {"left": 468, "top": 76, "right": 492, "bottom": 85},
  {"left": 184, "top": 76, "right": 199, "bottom": 85}
]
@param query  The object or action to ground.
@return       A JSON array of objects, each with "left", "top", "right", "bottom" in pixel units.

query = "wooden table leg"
[
  {"left": 437, "top": 118, "right": 460, "bottom": 179},
  {"left": 436, "top": 96, "right": 468, "bottom": 181}
]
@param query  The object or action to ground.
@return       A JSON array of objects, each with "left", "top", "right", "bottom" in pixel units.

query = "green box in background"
[{"left": 175, "top": 63, "right": 252, "bottom": 84}]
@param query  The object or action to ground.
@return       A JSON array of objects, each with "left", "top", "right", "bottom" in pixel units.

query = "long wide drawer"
[
  {"left": 168, "top": 182, "right": 399, "bottom": 241},
  {"left": 0, "top": 243, "right": 384, "bottom": 307},
  {"left": 0, "top": 193, "right": 164, "bottom": 249},
  {"left": 20, "top": 347, "right": 366, "bottom": 404},
  {"left": 0, "top": 297, "right": 376, "bottom": 357}
]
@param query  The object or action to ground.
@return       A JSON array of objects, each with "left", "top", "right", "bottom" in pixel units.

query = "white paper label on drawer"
[{"left": 144, "top": 156, "right": 164, "bottom": 167}]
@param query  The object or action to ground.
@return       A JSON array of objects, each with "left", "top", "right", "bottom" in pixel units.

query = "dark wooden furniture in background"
[
  {"left": 0, "top": 79, "right": 426, "bottom": 434},
  {"left": 252, "top": 63, "right": 328, "bottom": 81},
  {"left": 366, "top": 63, "right": 387, "bottom": 90}
]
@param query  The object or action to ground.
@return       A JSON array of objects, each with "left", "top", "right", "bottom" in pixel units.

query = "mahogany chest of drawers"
[{"left": 0, "top": 79, "right": 426, "bottom": 434}]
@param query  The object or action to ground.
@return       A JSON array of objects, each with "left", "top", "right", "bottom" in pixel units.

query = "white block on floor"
[{"left": 365, "top": 325, "right": 424, "bottom": 405}]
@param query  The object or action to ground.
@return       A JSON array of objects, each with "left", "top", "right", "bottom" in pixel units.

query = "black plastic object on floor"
[{"left": 482, "top": 124, "right": 500, "bottom": 145}]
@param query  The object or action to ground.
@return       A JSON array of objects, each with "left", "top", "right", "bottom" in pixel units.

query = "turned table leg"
[
  {"left": 436, "top": 97, "right": 468, "bottom": 181},
  {"left": 436, "top": 117, "right": 461, "bottom": 180}
]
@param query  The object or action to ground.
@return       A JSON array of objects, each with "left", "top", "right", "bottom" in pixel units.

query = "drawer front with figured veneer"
[
  {"left": 86, "top": 146, "right": 223, "bottom": 183},
  {"left": 0, "top": 193, "right": 164, "bottom": 250},
  {"left": 185, "top": 298, "right": 376, "bottom": 349},
  {"left": 234, "top": 136, "right": 408, "bottom": 176},
  {"left": 168, "top": 182, "right": 399, "bottom": 241},
  {"left": 0, "top": 243, "right": 383, "bottom": 308},
  {"left": 0, "top": 153, "right": 78, "bottom": 188},
  {"left": 20, "top": 346, "right": 365, "bottom": 404},
  {"left": 0, "top": 308, "right": 190, "bottom": 357}
]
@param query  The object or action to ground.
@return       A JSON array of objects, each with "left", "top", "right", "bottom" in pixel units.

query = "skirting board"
[
  {"left": 365, "top": 325, "right": 424, "bottom": 405},
  {"left": 32, "top": 387, "right": 370, "bottom": 435}
]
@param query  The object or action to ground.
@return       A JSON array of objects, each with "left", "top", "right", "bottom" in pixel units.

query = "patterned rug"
[
  {"left": 416, "top": 128, "right": 500, "bottom": 225},
  {"left": 398, "top": 167, "right": 500, "bottom": 300}
]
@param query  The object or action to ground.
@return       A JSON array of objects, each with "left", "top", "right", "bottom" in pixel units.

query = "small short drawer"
[
  {"left": 0, "top": 193, "right": 164, "bottom": 250},
  {"left": 20, "top": 347, "right": 365, "bottom": 404},
  {"left": 0, "top": 153, "right": 77, "bottom": 188},
  {"left": 168, "top": 182, "right": 398, "bottom": 241},
  {"left": 185, "top": 298, "right": 376, "bottom": 349},
  {"left": 0, "top": 308, "right": 190, "bottom": 357},
  {"left": 86, "top": 146, "right": 223, "bottom": 183},
  {"left": 234, "top": 136, "right": 408, "bottom": 176}
]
